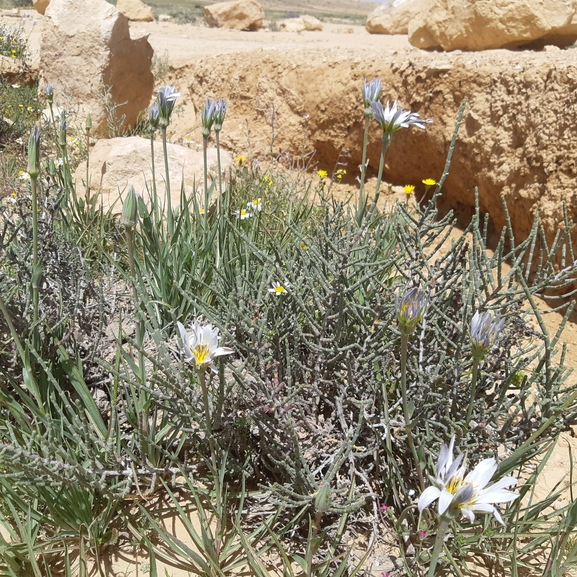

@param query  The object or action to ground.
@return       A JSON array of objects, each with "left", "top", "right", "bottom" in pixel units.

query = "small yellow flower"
[
  {"left": 335, "top": 168, "right": 347, "bottom": 181},
  {"left": 236, "top": 155, "right": 247, "bottom": 163},
  {"left": 27, "top": 106, "right": 33, "bottom": 112},
  {"left": 182, "top": 137, "right": 193, "bottom": 145},
  {"left": 422, "top": 178, "right": 437, "bottom": 186},
  {"left": 18, "top": 103, "right": 23, "bottom": 108},
  {"left": 268, "top": 282, "right": 288, "bottom": 295},
  {"left": 317, "top": 169, "right": 328, "bottom": 179},
  {"left": 18, "top": 170, "right": 30, "bottom": 181},
  {"left": 404, "top": 184, "right": 415, "bottom": 195}
]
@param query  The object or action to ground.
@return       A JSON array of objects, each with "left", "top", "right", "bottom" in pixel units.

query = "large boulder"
[
  {"left": 409, "top": 0, "right": 577, "bottom": 50},
  {"left": 116, "top": 0, "right": 155, "bottom": 22},
  {"left": 33, "top": 0, "right": 50, "bottom": 14},
  {"left": 279, "top": 15, "right": 324, "bottom": 32},
  {"left": 39, "top": 0, "right": 154, "bottom": 136},
  {"left": 366, "top": 0, "right": 423, "bottom": 35},
  {"left": 204, "top": 0, "right": 265, "bottom": 31},
  {"left": 74, "top": 136, "right": 233, "bottom": 212}
]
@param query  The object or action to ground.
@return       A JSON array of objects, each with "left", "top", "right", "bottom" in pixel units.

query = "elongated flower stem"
[
  {"left": 465, "top": 356, "right": 481, "bottom": 429},
  {"left": 150, "top": 134, "right": 159, "bottom": 223},
  {"left": 30, "top": 176, "right": 39, "bottom": 326},
  {"left": 215, "top": 131, "right": 222, "bottom": 268},
  {"left": 202, "top": 135, "right": 209, "bottom": 228},
  {"left": 372, "top": 131, "right": 392, "bottom": 212},
  {"left": 427, "top": 516, "right": 450, "bottom": 577},
  {"left": 400, "top": 333, "right": 425, "bottom": 491},
  {"left": 160, "top": 126, "right": 173, "bottom": 236},
  {"left": 356, "top": 116, "right": 371, "bottom": 225}
]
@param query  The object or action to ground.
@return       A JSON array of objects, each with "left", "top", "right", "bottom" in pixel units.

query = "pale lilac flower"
[
  {"left": 371, "top": 100, "right": 432, "bottom": 134},
  {"left": 470, "top": 310, "right": 504, "bottom": 359},
  {"left": 362, "top": 77, "right": 382, "bottom": 114},
  {"left": 418, "top": 436, "right": 518, "bottom": 525},
  {"left": 396, "top": 287, "right": 428, "bottom": 335},
  {"left": 177, "top": 320, "right": 233, "bottom": 368}
]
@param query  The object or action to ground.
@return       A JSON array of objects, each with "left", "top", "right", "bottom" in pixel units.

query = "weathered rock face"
[
  {"left": 167, "top": 46, "right": 577, "bottom": 252},
  {"left": 74, "top": 136, "right": 233, "bottom": 212},
  {"left": 279, "top": 15, "right": 324, "bottom": 32},
  {"left": 366, "top": 0, "right": 423, "bottom": 35},
  {"left": 204, "top": 0, "right": 265, "bottom": 31},
  {"left": 116, "top": 0, "right": 155, "bottom": 22},
  {"left": 409, "top": 0, "right": 577, "bottom": 50},
  {"left": 40, "top": 0, "right": 154, "bottom": 136},
  {"left": 32, "top": 0, "right": 50, "bottom": 15}
]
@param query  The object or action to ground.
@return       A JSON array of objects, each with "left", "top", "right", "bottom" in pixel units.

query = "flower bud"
[
  {"left": 45, "top": 83, "right": 53, "bottom": 104},
  {"left": 27, "top": 125, "right": 41, "bottom": 180},
  {"left": 200, "top": 98, "right": 217, "bottom": 138},
  {"left": 149, "top": 102, "right": 160, "bottom": 130},
  {"left": 85, "top": 113, "right": 92, "bottom": 131},
  {"left": 156, "top": 84, "right": 180, "bottom": 128},
  {"left": 120, "top": 186, "right": 139, "bottom": 228},
  {"left": 314, "top": 483, "right": 331, "bottom": 514},
  {"left": 470, "top": 310, "right": 504, "bottom": 360},
  {"left": 396, "top": 287, "right": 428, "bottom": 336},
  {"left": 213, "top": 98, "right": 227, "bottom": 132},
  {"left": 361, "top": 77, "right": 381, "bottom": 118}
]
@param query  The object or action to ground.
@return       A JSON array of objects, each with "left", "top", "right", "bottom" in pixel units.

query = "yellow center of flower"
[
  {"left": 192, "top": 344, "right": 211, "bottom": 366},
  {"left": 445, "top": 476, "right": 465, "bottom": 494},
  {"left": 274, "top": 285, "right": 286, "bottom": 294}
]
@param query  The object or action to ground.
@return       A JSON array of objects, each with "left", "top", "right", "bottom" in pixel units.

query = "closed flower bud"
[
  {"left": 85, "top": 113, "right": 92, "bottom": 131},
  {"left": 201, "top": 98, "right": 217, "bottom": 138},
  {"left": 213, "top": 98, "right": 227, "bottom": 132},
  {"left": 396, "top": 287, "right": 428, "bottom": 336},
  {"left": 120, "top": 186, "right": 139, "bottom": 228},
  {"left": 149, "top": 102, "right": 160, "bottom": 130},
  {"left": 470, "top": 310, "right": 504, "bottom": 360},
  {"left": 27, "top": 125, "right": 41, "bottom": 180},
  {"left": 361, "top": 77, "right": 382, "bottom": 118},
  {"left": 314, "top": 483, "right": 331, "bottom": 514},
  {"left": 156, "top": 84, "right": 180, "bottom": 128},
  {"left": 45, "top": 83, "right": 53, "bottom": 104}
]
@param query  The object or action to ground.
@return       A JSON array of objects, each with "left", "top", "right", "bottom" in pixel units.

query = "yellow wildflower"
[
  {"left": 404, "top": 184, "right": 415, "bottom": 195},
  {"left": 422, "top": 178, "right": 437, "bottom": 186},
  {"left": 317, "top": 169, "right": 328, "bottom": 179}
]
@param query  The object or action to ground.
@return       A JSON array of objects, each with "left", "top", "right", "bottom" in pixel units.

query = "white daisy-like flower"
[
  {"left": 248, "top": 198, "right": 262, "bottom": 212},
  {"left": 177, "top": 320, "right": 233, "bottom": 369},
  {"left": 18, "top": 170, "right": 30, "bottom": 181},
  {"left": 418, "top": 436, "right": 518, "bottom": 525},
  {"left": 371, "top": 100, "right": 432, "bottom": 134},
  {"left": 54, "top": 158, "right": 64, "bottom": 168},
  {"left": 234, "top": 208, "right": 253, "bottom": 220},
  {"left": 268, "top": 282, "right": 288, "bottom": 296}
]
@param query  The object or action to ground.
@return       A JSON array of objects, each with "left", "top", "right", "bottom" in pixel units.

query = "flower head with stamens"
[
  {"left": 177, "top": 320, "right": 233, "bottom": 369},
  {"left": 371, "top": 100, "right": 432, "bottom": 134},
  {"left": 470, "top": 310, "right": 504, "bottom": 360},
  {"left": 404, "top": 184, "right": 415, "bottom": 196},
  {"left": 422, "top": 178, "right": 437, "bottom": 186},
  {"left": 234, "top": 208, "right": 253, "bottom": 220},
  {"left": 418, "top": 435, "right": 519, "bottom": 525}
]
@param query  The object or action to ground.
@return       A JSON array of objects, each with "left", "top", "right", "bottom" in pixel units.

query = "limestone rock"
[
  {"left": 116, "top": 0, "right": 155, "bottom": 22},
  {"left": 74, "top": 136, "right": 233, "bottom": 212},
  {"left": 366, "top": 0, "right": 423, "bottom": 35},
  {"left": 279, "top": 15, "right": 324, "bottom": 32},
  {"left": 204, "top": 0, "right": 265, "bottom": 31},
  {"left": 33, "top": 0, "right": 50, "bottom": 14},
  {"left": 40, "top": 0, "right": 154, "bottom": 136},
  {"left": 409, "top": 0, "right": 577, "bottom": 50}
]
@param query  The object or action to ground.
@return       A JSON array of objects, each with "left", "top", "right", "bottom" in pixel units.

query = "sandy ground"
[{"left": 2, "top": 7, "right": 577, "bottom": 576}]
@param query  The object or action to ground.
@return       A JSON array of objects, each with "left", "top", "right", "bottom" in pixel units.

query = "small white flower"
[
  {"left": 418, "top": 436, "right": 519, "bottom": 525},
  {"left": 54, "top": 158, "right": 64, "bottom": 168},
  {"left": 248, "top": 198, "right": 262, "bottom": 212},
  {"left": 11, "top": 84, "right": 20, "bottom": 89},
  {"left": 470, "top": 310, "right": 504, "bottom": 359},
  {"left": 268, "top": 282, "right": 288, "bottom": 296},
  {"left": 18, "top": 170, "right": 30, "bottom": 181},
  {"left": 234, "top": 208, "right": 253, "bottom": 220},
  {"left": 177, "top": 320, "right": 233, "bottom": 369}
]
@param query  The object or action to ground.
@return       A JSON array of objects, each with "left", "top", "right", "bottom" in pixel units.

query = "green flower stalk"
[
  {"left": 28, "top": 125, "right": 41, "bottom": 326},
  {"left": 357, "top": 78, "right": 381, "bottom": 225},
  {"left": 148, "top": 102, "right": 160, "bottom": 220},
  {"left": 45, "top": 83, "right": 54, "bottom": 124},
  {"left": 213, "top": 98, "right": 227, "bottom": 268},
  {"left": 396, "top": 286, "right": 428, "bottom": 491},
  {"left": 370, "top": 100, "right": 432, "bottom": 211},
  {"left": 201, "top": 99, "right": 218, "bottom": 222},
  {"left": 466, "top": 310, "right": 504, "bottom": 427},
  {"left": 85, "top": 114, "right": 92, "bottom": 212},
  {"left": 155, "top": 85, "right": 180, "bottom": 236}
]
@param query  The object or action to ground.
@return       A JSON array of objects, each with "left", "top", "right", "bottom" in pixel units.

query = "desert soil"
[{"left": 2, "top": 8, "right": 577, "bottom": 576}]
